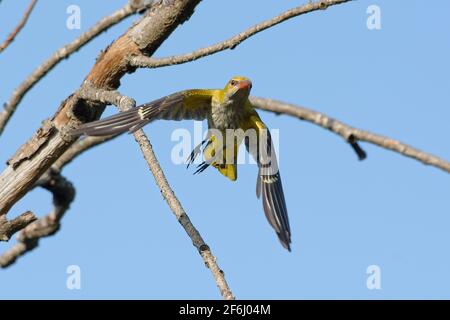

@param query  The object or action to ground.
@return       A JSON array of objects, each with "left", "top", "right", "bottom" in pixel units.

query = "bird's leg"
[
  {"left": 193, "top": 141, "right": 223, "bottom": 176},
  {"left": 186, "top": 138, "right": 208, "bottom": 168}
]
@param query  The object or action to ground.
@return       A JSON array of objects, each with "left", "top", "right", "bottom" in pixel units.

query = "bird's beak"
[{"left": 238, "top": 80, "right": 252, "bottom": 90}]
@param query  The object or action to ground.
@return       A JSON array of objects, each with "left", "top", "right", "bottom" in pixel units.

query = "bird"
[{"left": 71, "top": 76, "right": 292, "bottom": 250}]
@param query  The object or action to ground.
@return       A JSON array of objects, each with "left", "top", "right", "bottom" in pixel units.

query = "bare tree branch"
[
  {"left": 133, "top": 129, "right": 234, "bottom": 299},
  {"left": 0, "top": 0, "right": 37, "bottom": 53},
  {"left": 0, "top": 211, "right": 37, "bottom": 242},
  {"left": 0, "top": 169, "right": 75, "bottom": 267},
  {"left": 0, "top": 0, "right": 153, "bottom": 135},
  {"left": 77, "top": 82, "right": 136, "bottom": 110},
  {"left": 0, "top": 2, "right": 205, "bottom": 274},
  {"left": 250, "top": 97, "right": 450, "bottom": 174},
  {"left": 0, "top": 0, "right": 202, "bottom": 217},
  {"left": 105, "top": 96, "right": 234, "bottom": 299},
  {"left": 130, "top": 0, "right": 352, "bottom": 69}
]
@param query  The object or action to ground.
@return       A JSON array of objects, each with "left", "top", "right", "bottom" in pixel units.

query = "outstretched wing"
[
  {"left": 71, "top": 89, "right": 215, "bottom": 137},
  {"left": 245, "top": 113, "right": 292, "bottom": 251}
]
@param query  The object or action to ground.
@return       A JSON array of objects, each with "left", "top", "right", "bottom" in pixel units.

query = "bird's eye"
[{"left": 230, "top": 80, "right": 238, "bottom": 86}]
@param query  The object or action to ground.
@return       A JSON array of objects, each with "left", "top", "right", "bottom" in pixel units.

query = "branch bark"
[
  {"left": 0, "top": 0, "right": 37, "bottom": 53},
  {"left": 0, "top": 211, "right": 37, "bottom": 242},
  {"left": 250, "top": 97, "right": 450, "bottom": 174}
]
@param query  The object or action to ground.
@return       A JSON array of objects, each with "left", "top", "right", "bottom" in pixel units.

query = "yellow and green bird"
[{"left": 72, "top": 76, "right": 292, "bottom": 250}]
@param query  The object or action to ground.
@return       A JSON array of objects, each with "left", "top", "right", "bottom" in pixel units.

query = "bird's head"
[{"left": 223, "top": 76, "right": 253, "bottom": 102}]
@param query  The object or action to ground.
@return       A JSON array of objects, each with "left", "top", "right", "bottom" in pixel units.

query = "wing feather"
[
  {"left": 245, "top": 114, "right": 292, "bottom": 251},
  {"left": 70, "top": 89, "right": 215, "bottom": 137}
]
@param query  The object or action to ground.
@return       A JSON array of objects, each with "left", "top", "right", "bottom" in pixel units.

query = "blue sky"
[{"left": 0, "top": 0, "right": 449, "bottom": 299}]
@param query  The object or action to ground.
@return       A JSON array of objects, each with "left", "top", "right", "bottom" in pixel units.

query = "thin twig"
[
  {"left": 130, "top": 0, "right": 352, "bottom": 69},
  {"left": 0, "top": 0, "right": 152, "bottom": 135},
  {"left": 0, "top": 0, "right": 37, "bottom": 53},
  {"left": 250, "top": 97, "right": 450, "bottom": 174},
  {"left": 130, "top": 128, "right": 235, "bottom": 299}
]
